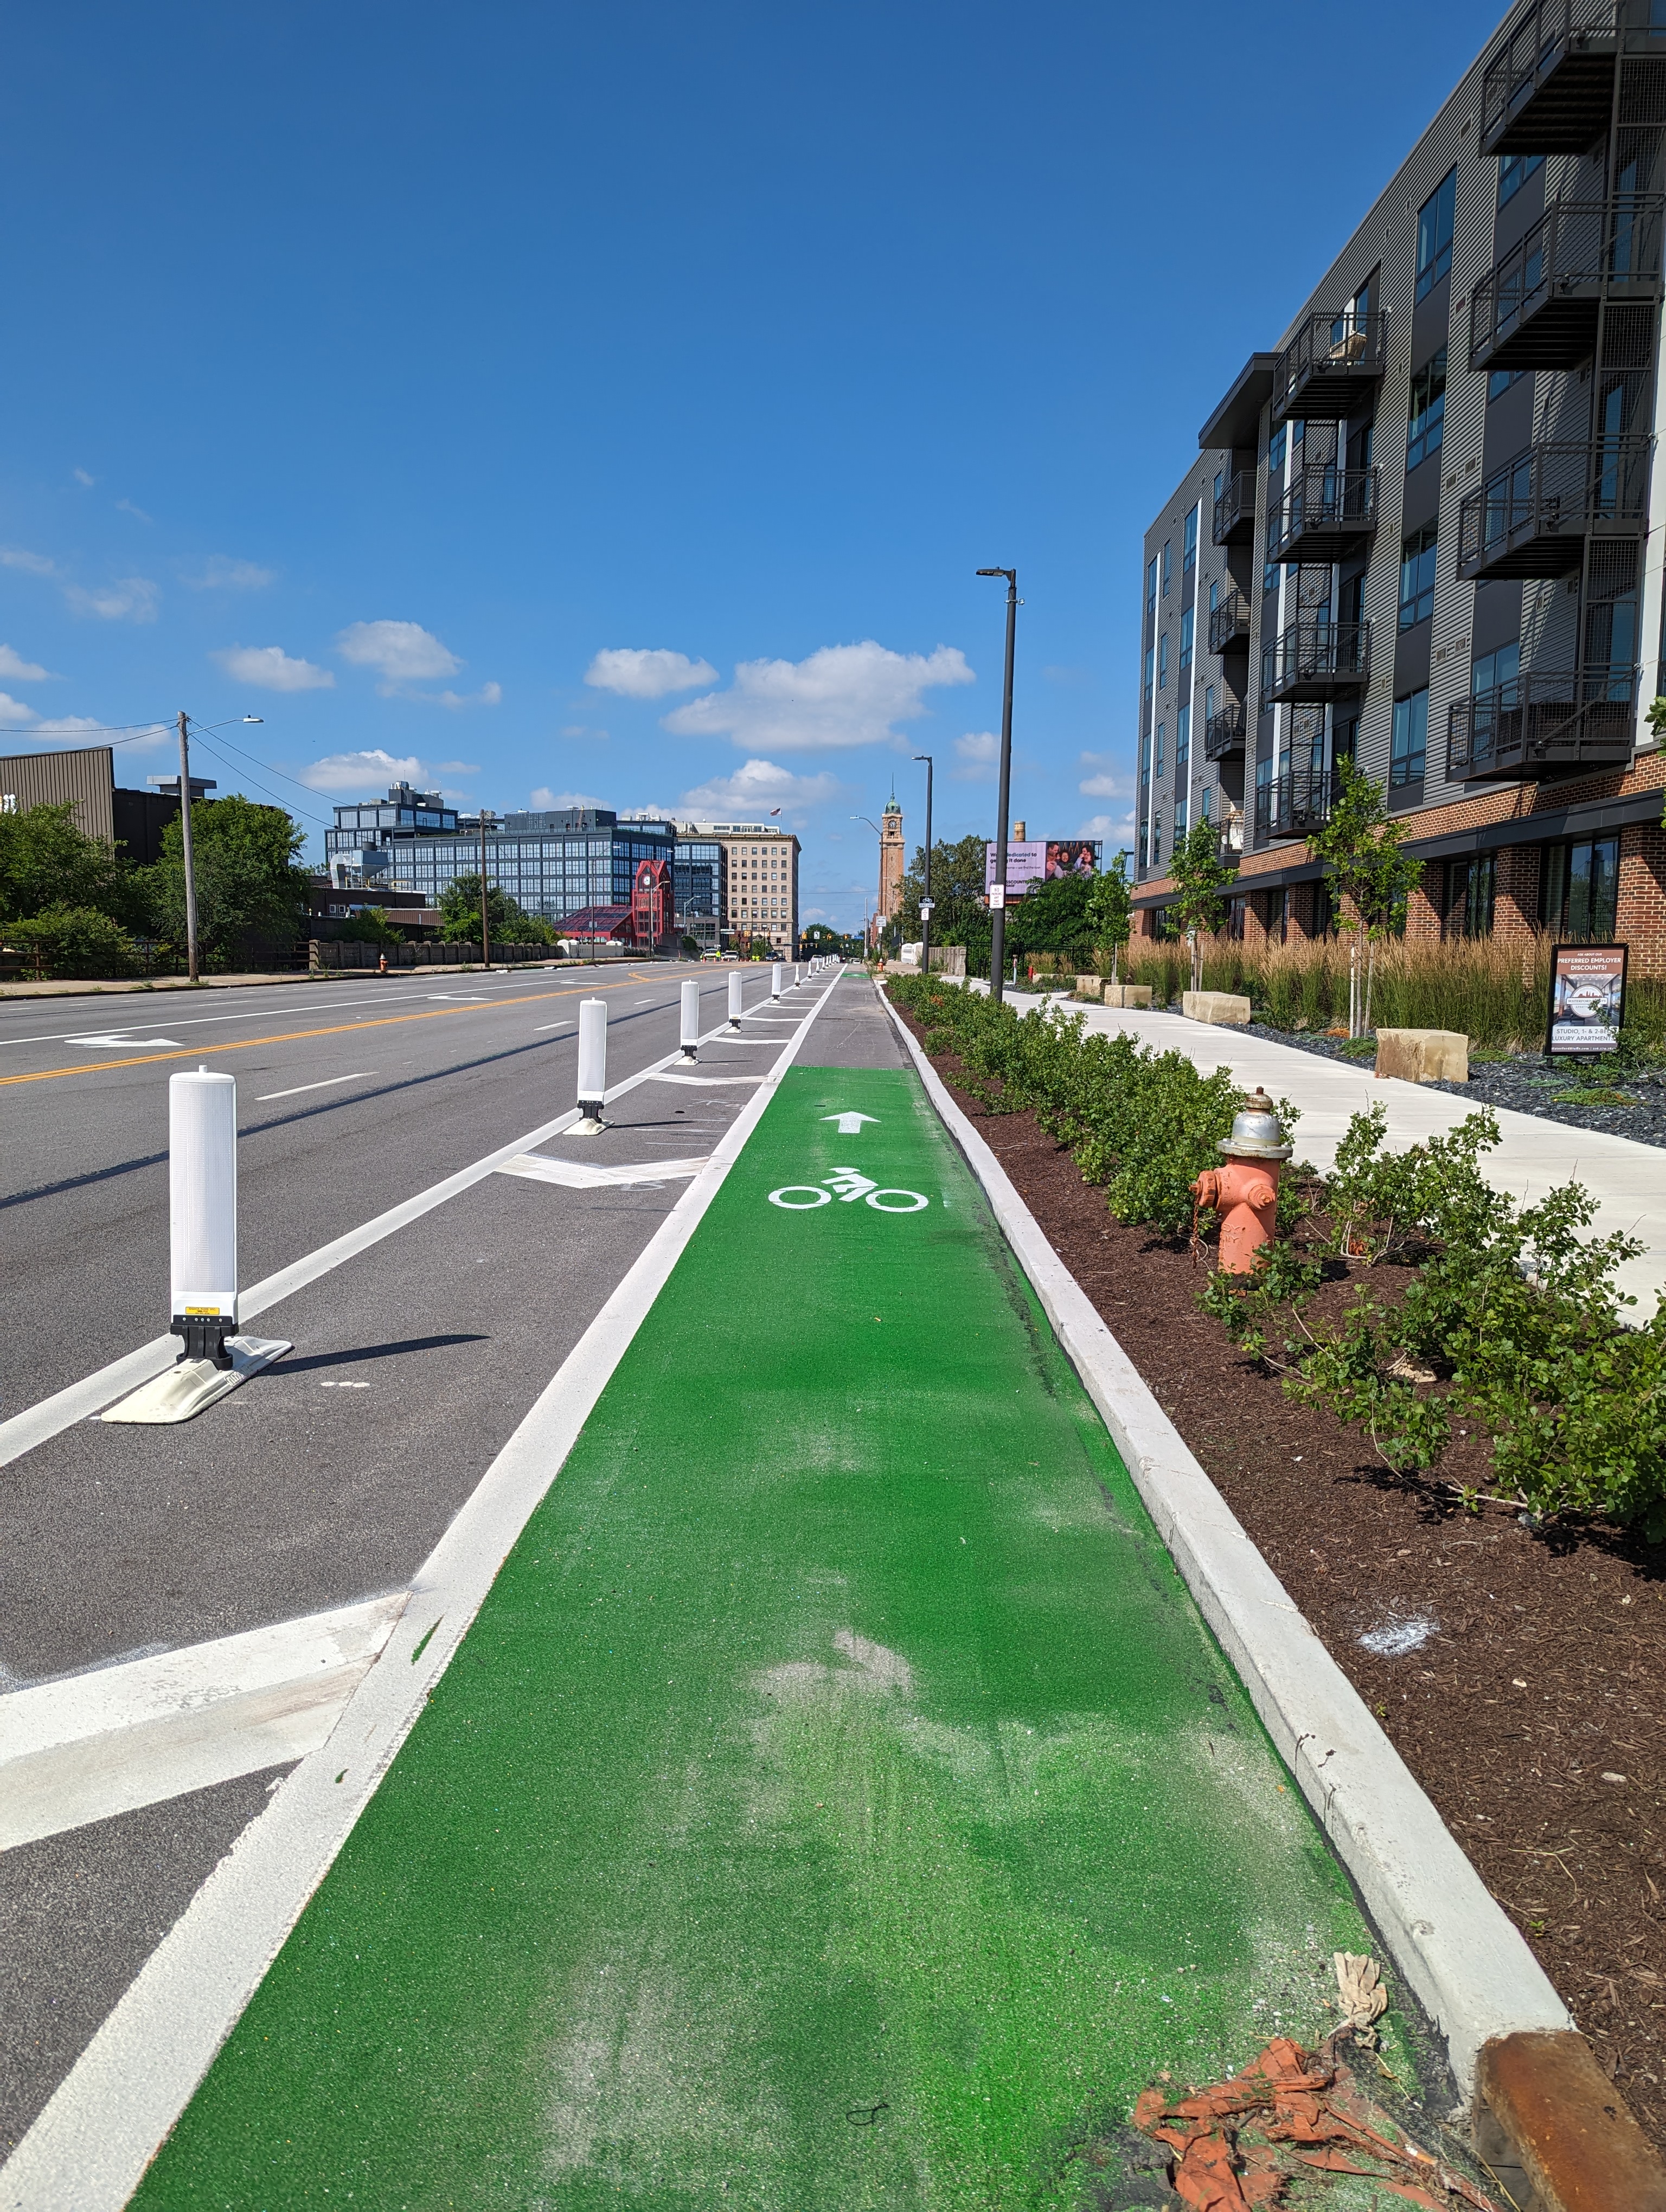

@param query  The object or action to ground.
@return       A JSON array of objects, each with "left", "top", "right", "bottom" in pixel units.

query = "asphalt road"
[{"left": 0, "top": 958, "right": 844, "bottom": 2155}]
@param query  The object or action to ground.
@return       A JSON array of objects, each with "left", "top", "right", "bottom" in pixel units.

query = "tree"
[
  {"left": 1086, "top": 852, "right": 1132, "bottom": 981},
  {"left": 1167, "top": 821, "right": 1236, "bottom": 992},
  {"left": 144, "top": 795, "right": 308, "bottom": 969},
  {"left": 438, "top": 874, "right": 553, "bottom": 946},
  {"left": 1307, "top": 757, "right": 1423, "bottom": 1036},
  {"left": 0, "top": 802, "right": 131, "bottom": 924},
  {"left": 896, "top": 833, "right": 992, "bottom": 970},
  {"left": 1003, "top": 871, "right": 1093, "bottom": 961},
  {"left": 338, "top": 906, "right": 402, "bottom": 946}
]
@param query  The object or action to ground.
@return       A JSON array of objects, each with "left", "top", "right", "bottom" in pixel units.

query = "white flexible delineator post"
[
  {"left": 678, "top": 978, "right": 700, "bottom": 1062},
  {"left": 771, "top": 962, "right": 783, "bottom": 1000},
  {"left": 727, "top": 972, "right": 744, "bottom": 1028},
  {"left": 103, "top": 1068, "right": 290, "bottom": 1425},
  {"left": 573, "top": 998, "right": 608, "bottom": 1132}
]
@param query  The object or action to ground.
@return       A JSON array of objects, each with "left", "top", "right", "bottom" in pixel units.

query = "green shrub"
[{"left": 2, "top": 905, "right": 139, "bottom": 978}]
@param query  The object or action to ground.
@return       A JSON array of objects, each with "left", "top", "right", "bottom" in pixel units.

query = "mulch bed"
[{"left": 895, "top": 1004, "right": 1666, "bottom": 2154}]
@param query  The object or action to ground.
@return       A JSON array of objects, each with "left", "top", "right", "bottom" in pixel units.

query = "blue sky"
[{"left": 2, "top": 0, "right": 1506, "bottom": 931}]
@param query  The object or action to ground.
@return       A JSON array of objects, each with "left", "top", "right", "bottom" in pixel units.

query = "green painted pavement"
[{"left": 133, "top": 1063, "right": 1395, "bottom": 2209}]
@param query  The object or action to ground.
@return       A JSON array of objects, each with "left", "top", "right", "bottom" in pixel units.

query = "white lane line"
[
  {"left": 0, "top": 1595, "right": 407, "bottom": 1854},
  {"left": 535, "top": 1021, "right": 572, "bottom": 1032},
  {"left": 645, "top": 1072, "right": 763, "bottom": 1086},
  {"left": 497, "top": 1153, "right": 708, "bottom": 1190},
  {"left": 0, "top": 974, "right": 571, "bottom": 1050},
  {"left": 0, "top": 973, "right": 844, "bottom": 2212},
  {"left": 255, "top": 1072, "right": 375, "bottom": 1102},
  {"left": 0, "top": 1006, "right": 815, "bottom": 1473}
]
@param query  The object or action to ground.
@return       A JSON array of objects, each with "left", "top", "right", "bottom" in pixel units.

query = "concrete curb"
[{"left": 879, "top": 982, "right": 1570, "bottom": 2095}]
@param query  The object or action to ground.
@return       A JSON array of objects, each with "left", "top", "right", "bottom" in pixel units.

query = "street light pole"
[
  {"left": 912, "top": 752, "right": 933, "bottom": 978},
  {"left": 976, "top": 568, "right": 1018, "bottom": 1002},
  {"left": 851, "top": 813, "right": 885, "bottom": 962},
  {"left": 176, "top": 710, "right": 201, "bottom": 985}
]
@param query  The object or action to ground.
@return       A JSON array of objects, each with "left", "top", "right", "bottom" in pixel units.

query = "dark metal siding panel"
[{"left": 0, "top": 747, "right": 116, "bottom": 841}]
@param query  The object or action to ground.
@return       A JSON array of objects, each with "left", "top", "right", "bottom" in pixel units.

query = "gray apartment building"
[{"left": 1136, "top": 0, "right": 1666, "bottom": 972}]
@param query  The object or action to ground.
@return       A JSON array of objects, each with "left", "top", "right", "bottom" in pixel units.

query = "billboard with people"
[{"left": 984, "top": 839, "right": 1101, "bottom": 896}]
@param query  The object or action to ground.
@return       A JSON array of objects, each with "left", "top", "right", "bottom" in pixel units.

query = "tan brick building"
[{"left": 686, "top": 821, "right": 800, "bottom": 956}]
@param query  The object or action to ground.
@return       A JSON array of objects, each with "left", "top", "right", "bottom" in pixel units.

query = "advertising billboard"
[
  {"left": 1546, "top": 943, "right": 1627, "bottom": 1056},
  {"left": 984, "top": 839, "right": 1101, "bottom": 896}
]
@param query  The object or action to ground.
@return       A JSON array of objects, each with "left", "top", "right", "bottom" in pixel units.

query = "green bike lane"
[{"left": 132, "top": 1058, "right": 1399, "bottom": 2210}]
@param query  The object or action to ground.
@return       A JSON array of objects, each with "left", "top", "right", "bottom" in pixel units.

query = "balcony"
[
  {"left": 1456, "top": 438, "right": 1651, "bottom": 580},
  {"left": 1204, "top": 702, "right": 1247, "bottom": 760},
  {"left": 1254, "top": 766, "right": 1341, "bottom": 843},
  {"left": 1211, "top": 471, "right": 1255, "bottom": 546},
  {"left": 1261, "top": 620, "right": 1370, "bottom": 706},
  {"left": 1478, "top": 0, "right": 1666, "bottom": 158},
  {"left": 1446, "top": 667, "right": 1638, "bottom": 780},
  {"left": 1266, "top": 465, "right": 1379, "bottom": 565},
  {"left": 1208, "top": 590, "right": 1251, "bottom": 654},
  {"left": 1469, "top": 196, "right": 1664, "bottom": 372},
  {"left": 1272, "top": 312, "right": 1387, "bottom": 423}
]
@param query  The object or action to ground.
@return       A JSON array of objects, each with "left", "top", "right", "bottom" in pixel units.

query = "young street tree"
[
  {"left": 1307, "top": 757, "right": 1422, "bottom": 1035},
  {"left": 146, "top": 795, "right": 309, "bottom": 970},
  {"left": 1167, "top": 821, "right": 1236, "bottom": 993},
  {"left": 1085, "top": 852, "right": 1132, "bottom": 982}
]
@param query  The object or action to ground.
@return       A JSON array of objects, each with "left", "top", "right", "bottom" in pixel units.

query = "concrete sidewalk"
[{"left": 994, "top": 985, "right": 1666, "bottom": 1319}]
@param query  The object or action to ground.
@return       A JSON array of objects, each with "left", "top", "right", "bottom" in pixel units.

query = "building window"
[
  {"left": 1399, "top": 525, "right": 1438, "bottom": 629},
  {"left": 1391, "top": 689, "right": 1428, "bottom": 786},
  {"left": 1176, "top": 704, "right": 1190, "bottom": 770},
  {"left": 1162, "top": 541, "right": 1172, "bottom": 595},
  {"left": 1445, "top": 854, "right": 1496, "bottom": 938},
  {"left": 1488, "top": 364, "right": 1526, "bottom": 404},
  {"left": 1204, "top": 682, "right": 1216, "bottom": 723},
  {"left": 1152, "top": 812, "right": 1163, "bottom": 864},
  {"left": 1146, "top": 557, "right": 1157, "bottom": 609},
  {"left": 1137, "top": 823, "right": 1149, "bottom": 868},
  {"left": 1264, "top": 559, "right": 1280, "bottom": 595},
  {"left": 1472, "top": 639, "right": 1520, "bottom": 698},
  {"left": 1155, "top": 722, "right": 1166, "bottom": 776},
  {"left": 1175, "top": 796, "right": 1188, "bottom": 840},
  {"left": 1541, "top": 835, "right": 1620, "bottom": 939},
  {"left": 1267, "top": 423, "right": 1287, "bottom": 475},
  {"left": 1212, "top": 470, "right": 1222, "bottom": 506},
  {"left": 1158, "top": 634, "right": 1169, "bottom": 689},
  {"left": 1497, "top": 151, "right": 1543, "bottom": 207},
  {"left": 1416, "top": 169, "right": 1456, "bottom": 299},
  {"left": 1144, "top": 644, "right": 1155, "bottom": 699},
  {"left": 1180, "top": 606, "right": 1194, "bottom": 678},
  {"left": 1183, "top": 509, "right": 1198, "bottom": 572},
  {"left": 1406, "top": 348, "right": 1446, "bottom": 471}
]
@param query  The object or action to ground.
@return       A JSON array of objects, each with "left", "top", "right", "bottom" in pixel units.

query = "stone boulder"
[
  {"left": 1074, "top": 974, "right": 1103, "bottom": 999},
  {"left": 1101, "top": 984, "right": 1154, "bottom": 1008},
  {"left": 1181, "top": 991, "right": 1252, "bottom": 1026},
  {"left": 1374, "top": 1027, "right": 1469, "bottom": 1084}
]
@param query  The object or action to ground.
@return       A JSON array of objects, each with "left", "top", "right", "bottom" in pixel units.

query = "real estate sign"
[{"left": 1546, "top": 942, "right": 1627, "bottom": 1057}]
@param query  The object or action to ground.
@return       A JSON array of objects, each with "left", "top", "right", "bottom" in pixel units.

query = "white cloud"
[
  {"left": 952, "top": 730, "right": 999, "bottom": 781},
  {"left": 32, "top": 714, "right": 125, "bottom": 741},
  {"left": 72, "top": 468, "right": 96, "bottom": 489},
  {"left": 530, "top": 787, "right": 606, "bottom": 809},
  {"left": 677, "top": 757, "right": 841, "bottom": 819},
  {"left": 187, "top": 555, "right": 275, "bottom": 590},
  {"left": 116, "top": 498, "right": 152, "bottom": 523},
  {"left": 585, "top": 647, "right": 718, "bottom": 699},
  {"left": 336, "top": 620, "right": 462, "bottom": 687},
  {"left": 212, "top": 643, "right": 335, "bottom": 692},
  {"left": 66, "top": 576, "right": 159, "bottom": 622},
  {"left": 433, "top": 760, "right": 479, "bottom": 775},
  {"left": 435, "top": 681, "right": 501, "bottom": 709},
  {"left": 663, "top": 640, "right": 973, "bottom": 753},
  {"left": 1080, "top": 812, "right": 1136, "bottom": 844},
  {"left": 1078, "top": 750, "right": 1131, "bottom": 801},
  {"left": 0, "top": 646, "right": 52, "bottom": 682},
  {"left": 1, "top": 547, "right": 59, "bottom": 576},
  {"left": 0, "top": 692, "right": 40, "bottom": 725},
  {"left": 299, "top": 747, "right": 426, "bottom": 794}
]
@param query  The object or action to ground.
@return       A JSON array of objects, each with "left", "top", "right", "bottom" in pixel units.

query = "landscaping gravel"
[{"left": 1244, "top": 1020, "right": 1666, "bottom": 1152}]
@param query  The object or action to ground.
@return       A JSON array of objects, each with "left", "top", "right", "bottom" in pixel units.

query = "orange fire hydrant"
[{"left": 1191, "top": 1087, "right": 1292, "bottom": 1274}]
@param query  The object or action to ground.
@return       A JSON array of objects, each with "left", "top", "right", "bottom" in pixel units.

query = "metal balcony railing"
[
  {"left": 1478, "top": 0, "right": 1665, "bottom": 158},
  {"left": 1211, "top": 471, "right": 1255, "bottom": 546},
  {"left": 1272, "top": 312, "right": 1387, "bottom": 424},
  {"left": 1261, "top": 620, "right": 1370, "bottom": 706},
  {"left": 1207, "top": 590, "right": 1250, "bottom": 654},
  {"left": 1456, "top": 437, "right": 1652, "bottom": 579},
  {"left": 1204, "top": 702, "right": 1247, "bottom": 760},
  {"left": 1266, "top": 465, "right": 1379, "bottom": 565},
  {"left": 1446, "top": 667, "right": 1638, "bottom": 780},
  {"left": 1469, "top": 196, "right": 1665, "bottom": 372},
  {"left": 1254, "top": 766, "right": 1342, "bottom": 842}
]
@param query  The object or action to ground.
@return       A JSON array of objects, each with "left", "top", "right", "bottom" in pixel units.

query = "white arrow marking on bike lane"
[{"left": 822, "top": 1111, "right": 879, "bottom": 1135}]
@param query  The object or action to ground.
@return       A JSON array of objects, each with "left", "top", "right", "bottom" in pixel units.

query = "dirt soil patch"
[{"left": 895, "top": 1003, "right": 1666, "bottom": 2155}]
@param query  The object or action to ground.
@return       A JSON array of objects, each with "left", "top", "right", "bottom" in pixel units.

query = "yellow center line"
[{"left": 0, "top": 973, "right": 669, "bottom": 1089}]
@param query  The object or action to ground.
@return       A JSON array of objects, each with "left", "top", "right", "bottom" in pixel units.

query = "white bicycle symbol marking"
[{"left": 769, "top": 1165, "right": 928, "bottom": 1213}]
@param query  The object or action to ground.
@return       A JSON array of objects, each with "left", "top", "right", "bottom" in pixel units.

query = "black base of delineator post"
[{"left": 173, "top": 1316, "right": 235, "bottom": 1369}]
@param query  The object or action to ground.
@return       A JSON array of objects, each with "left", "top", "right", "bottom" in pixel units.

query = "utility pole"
[
  {"left": 177, "top": 710, "right": 201, "bottom": 985},
  {"left": 913, "top": 751, "right": 933, "bottom": 978},
  {"left": 977, "top": 568, "right": 1018, "bottom": 1002},
  {"left": 478, "top": 808, "right": 494, "bottom": 969}
]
